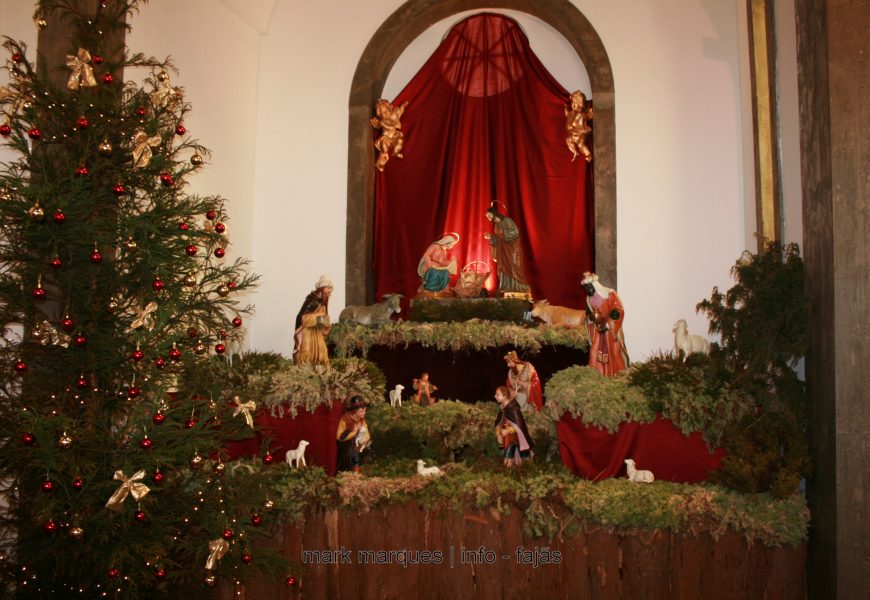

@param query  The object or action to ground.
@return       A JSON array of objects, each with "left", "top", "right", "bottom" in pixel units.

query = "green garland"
[{"left": 329, "top": 321, "right": 589, "bottom": 357}]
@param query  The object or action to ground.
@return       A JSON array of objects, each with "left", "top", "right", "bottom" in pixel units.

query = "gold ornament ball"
[
  {"left": 22, "top": 100, "right": 33, "bottom": 111},
  {"left": 123, "top": 238, "right": 138, "bottom": 252},
  {"left": 98, "top": 140, "right": 113, "bottom": 156},
  {"left": 263, "top": 498, "right": 275, "bottom": 512},
  {"left": 203, "top": 573, "right": 217, "bottom": 587},
  {"left": 68, "top": 526, "right": 84, "bottom": 540},
  {"left": 190, "top": 154, "right": 203, "bottom": 166},
  {"left": 28, "top": 204, "right": 45, "bottom": 222},
  {"left": 107, "top": 300, "right": 119, "bottom": 313},
  {"left": 36, "top": 19, "right": 47, "bottom": 30},
  {"left": 216, "top": 285, "right": 229, "bottom": 297},
  {"left": 157, "top": 71, "right": 170, "bottom": 82},
  {"left": 58, "top": 434, "right": 73, "bottom": 448},
  {"left": 194, "top": 342, "right": 207, "bottom": 355},
  {"left": 190, "top": 453, "right": 204, "bottom": 469},
  {"left": 214, "top": 462, "right": 226, "bottom": 476},
  {"left": 183, "top": 273, "right": 197, "bottom": 287},
  {"left": 0, "top": 189, "right": 12, "bottom": 202}
]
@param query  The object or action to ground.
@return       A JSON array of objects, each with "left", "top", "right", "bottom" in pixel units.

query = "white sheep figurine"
[
  {"left": 416, "top": 459, "right": 443, "bottom": 477},
  {"left": 625, "top": 458, "right": 654, "bottom": 483},
  {"left": 339, "top": 293, "right": 403, "bottom": 326},
  {"left": 285, "top": 440, "right": 310, "bottom": 469},
  {"left": 389, "top": 384, "right": 404, "bottom": 407},
  {"left": 673, "top": 319, "right": 710, "bottom": 361}
]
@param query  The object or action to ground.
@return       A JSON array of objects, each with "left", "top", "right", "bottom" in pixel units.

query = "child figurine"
[
  {"left": 412, "top": 372, "right": 438, "bottom": 406},
  {"left": 494, "top": 385, "right": 534, "bottom": 467}
]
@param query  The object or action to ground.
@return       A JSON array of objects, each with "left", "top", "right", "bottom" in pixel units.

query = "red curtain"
[{"left": 373, "top": 13, "right": 593, "bottom": 309}]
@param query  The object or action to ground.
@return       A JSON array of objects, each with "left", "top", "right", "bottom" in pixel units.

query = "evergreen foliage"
[{"left": 0, "top": 2, "right": 282, "bottom": 595}]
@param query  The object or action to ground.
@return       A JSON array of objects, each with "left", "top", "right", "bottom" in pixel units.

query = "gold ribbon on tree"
[
  {"left": 131, "top": 130, "right": 162, "bottom": 169},
  {"left": 151, "top": 79, "right": 180, "bottom": 110},
  {"left": 66, "top": 48, "right": 98, "bottom": 91},
  {"left": 31, "top": 320, "right": 71, "bottom": 348},
  {"left": 205, "top": 539, "right": 230, "bottom": 571},
  {"left": 232, "top": 396, "right": 256, "bottom": 428},
  {"left": 125, "top": 301, "right": 158, "bottom": 333},
  {"left": 105, "top": 469, "right": 151, "bottom": 511}
]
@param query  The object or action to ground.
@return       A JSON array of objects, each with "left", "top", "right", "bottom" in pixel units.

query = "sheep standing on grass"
[
  {"left": 673, "top": 319, "right": 709, "bottom": 361},
  {"left": 388, "top": 384, "right": 404, "bottom": 407}
]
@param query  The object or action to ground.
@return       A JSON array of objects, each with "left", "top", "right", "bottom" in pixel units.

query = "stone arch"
[{"left": 346, "top": 0, "right": 614, "bottom": 304}]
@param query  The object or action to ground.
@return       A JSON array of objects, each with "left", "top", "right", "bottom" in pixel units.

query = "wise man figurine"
[{"left": 581, "top": 272, "right": 629, "bottom": 376}]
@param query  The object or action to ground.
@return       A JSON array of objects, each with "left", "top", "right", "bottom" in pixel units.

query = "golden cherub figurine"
[
  {"left": 565, "top": 91, "right": 593, "bottom": 162},
  {"left": 370, "top": 98, "right": 409, "bottom": 172}
]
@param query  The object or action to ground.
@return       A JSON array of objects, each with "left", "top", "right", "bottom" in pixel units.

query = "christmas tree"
[{"left": 0, "top": 1, "right": 287, "bottom": 596}]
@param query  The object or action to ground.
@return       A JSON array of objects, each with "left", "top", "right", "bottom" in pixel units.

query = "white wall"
[{"left": 1, "top": 0, "right": 803, "bottom": 362}]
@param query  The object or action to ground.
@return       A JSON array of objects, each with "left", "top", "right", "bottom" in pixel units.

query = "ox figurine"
[{"left": 339, "top": 293, "right": 403, "bottom": 326}]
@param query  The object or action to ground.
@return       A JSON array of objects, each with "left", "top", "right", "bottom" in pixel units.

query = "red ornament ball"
[
  {"left": 227, "top": 281, "right": 238, "bottom": 291},
  {"left": 205, "top": 210, "right": 217, "bottom": 221},
  {"left": 159, "top": 172, "right": 174, "bottom": 187},
  {"left": 138, "top": 436, "right": 152, "bottom": 450},
  {"left": 27, "top": 127, "right": 40, "bottom": 140},
  {"left": 178, "top": 221, "right": 190, "bottom": 231},
  {"left": 14, "top": 360, "right": 27, "bottom": 374},
  {"left": 214, "top": 343, "right": 226, "bottom": 355},
  {"left": 49, "top": 257, "right": 63, "bottom": 269},
  {"left": 175, "top": 124, "right": 186, "bottom": 136},
  {"left": 222, "top": 529, "right": 234, "bottom": 541},
  {"left": 76, "top": 116, "right": 89, "bottom": 129},
  {"left": 32, "top": 286, "right": 46, "bottom": 302},
  {"left": 232, "top": 317, "right": 243, "bottom": 328},
  {"left": 107, "top": 568, "right": 120, "bottom": 579},
  {"left": 151, "top": 470, "right": 165, "bottom": 484},
  {"left": 40, "top": 479, "right": 54, "bottom": 493},
  {"left": 43, "top": 519, "right": 58, "bottom": 533},
  {"left": 241, "top": 553, "right": 253, "bottom": 565},
  {"left": 214, "top": 222, "right": 226, "bottom": 233},
  {"left": 61, "top": 316, "right": 74, "bottom": 331},
  {"left": 152, "top": 278, "right": 165, "bottom": 292},
  {"left": 53, "top": 210, "right": 66, "bottom": 224},
  {"left": 184, "top": 417, "right": 197, "bottom": 429},
  {"left": 154, "top": 566, "right": 166, "bottom": 580},
  {"left": 185, "top": 244, "right": 197, "bottom": 256},
  {"left": 134, "top": 509, "right": 147, "bottom": 522},
  {"left": 73, "top": 334, "right": 87, "bottom": 347},
  {"left": 187, "top": 327, "right": 198, "bottom": 338},
  {"left": 214, "top": 248, "right": 225, "bottom": 258},
  {"left": 90, "top": 249, "right": 103, "bottom": 264},
  {"left": 0, "top": 123, "right": 11, "bottom": 137},
  {"left": 21, "top": 432, "right": 35, "bottom": 446},
  {"left": 75, "top": 165, "right": 89, "bottom": 176},
  {"left": 136, "top": 106, "right": 146, "bottom": 117},
  {"left": 112, "top": 183, "right": 126, "bottom": 196},
  {"left": 92, "top": 54, "right": 104, "bottom": 65},
  {"left": 102, "top": 73, "right": 114, "bottom": 85},
  {"left": 130, "top": 348, "right": 145, "bottom": 362},
  {"left": 72, "top": 478, "right": 84, "bottom": 491},
  {"left": 11, "top": 53, "right": 22, "bottom": 63},
  {"left": 76, "top": 375, "right": 88, "bottom": 389},
  {"left": 286, "top": 576, "right": 298, "bottom": 587},
  {"left": 218, "top": 330, "right": 228, "bottom": 340},
  {"left": 168, "top": 346, "right": 182, "bottom": 361},
  {"left": 152, "top": 412, "right": 166, "bottom": 425},
  {"left": 128, "top": 386, "right": 141, "bottom": 398},
  {"left": 154, "top": 356, "right": 166, "bottom": 369},
  {"left": 250, "top": 513, "right": 263, "bottom": 527}
]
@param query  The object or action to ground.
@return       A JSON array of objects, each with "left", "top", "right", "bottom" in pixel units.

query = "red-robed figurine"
[
  {"left": 503, "top": 350, "right": 542, "bottom": 411},
  {"left": 581, "top": 272, "right": 630, "bottom": 376}
]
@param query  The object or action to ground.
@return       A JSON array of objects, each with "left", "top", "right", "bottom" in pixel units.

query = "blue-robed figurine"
[{"left": 417, "top": 233, "right": 459, "bottom": 292}]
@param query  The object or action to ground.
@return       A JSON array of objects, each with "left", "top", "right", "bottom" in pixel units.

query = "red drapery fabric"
[
  {"left": 373, "top": 13, "right": 593, "bottom": 308},
  {"left": 557, "top": 414, "right": 726, "bottom": 483}
]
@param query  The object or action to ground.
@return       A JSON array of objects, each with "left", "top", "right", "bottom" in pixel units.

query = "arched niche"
[{"left": 346, "top": 0, "right": 614, "bottom": 304}]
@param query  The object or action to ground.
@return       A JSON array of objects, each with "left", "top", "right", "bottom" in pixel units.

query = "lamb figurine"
[
  {"left": 625, "top": 458, "right": 654, "bottom": 483},
  {"left": 673, "top": 319, "right": 710, "bottom": 361},
  {"left": 416, "top": 459, "right": 443, "bottom": 477},
  {"left": 389, "top": 384, "right": 404, "bottom": 407},
  {"left": 285, "top": 440, "right": 310, "bottom": 469}
]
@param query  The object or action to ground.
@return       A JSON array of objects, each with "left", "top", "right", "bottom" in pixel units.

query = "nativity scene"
[{"left": 0, "top": 1, "right": 853, "bottom": 598}]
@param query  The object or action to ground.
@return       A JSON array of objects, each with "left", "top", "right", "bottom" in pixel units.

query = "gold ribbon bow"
[
  {"left": 105, "top": 469, "right": 150, "bottom": 511},
  {"left": 150, "top": 80, "right": 180, "bottom": 110},
  {"left": 32, "top": 320, "right": 71, "bottom": 348},
  {"left": 131, "top": 130, "right": 162, "bottom": 169},
  {"left": 66, "top": 48, "right": 97, "bottom": 91},
  {"left": 125, "top": 302, "right": 158, "bottom": 333},
  {"left": 232, "top": 396, "right": 256, "bottom": 428},
  {"left": 205, "top": 539, "right": 230, "bottom": 571}
]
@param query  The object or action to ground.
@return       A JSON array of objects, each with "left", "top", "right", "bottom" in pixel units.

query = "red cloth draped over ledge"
[
  {"left": 224, "top": 402, "right": 345, "bottom": 476},
  {"left": 557, "top": 414, "right": 726, "bottom": 482},
  {"left": 374, "top": 13, "right": 594, "bottom": 309}
]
